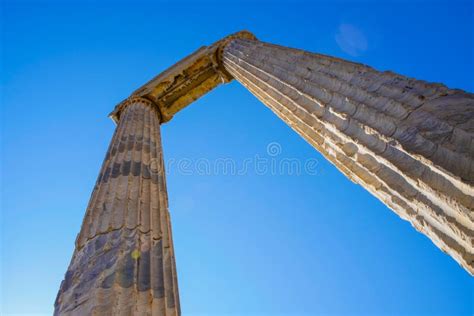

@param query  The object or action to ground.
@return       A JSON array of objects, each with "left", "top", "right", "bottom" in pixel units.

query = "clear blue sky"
[{"left": 1, "top": 0, "right": 473, "bottom": 315}]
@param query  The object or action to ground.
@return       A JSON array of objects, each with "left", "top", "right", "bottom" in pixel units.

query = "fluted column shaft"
[
  {"left": 55, "top": 98, "right": 180, "bottom": 315},
  {"left": 223, "top": 38, "right": 474, "bottom": 274}
]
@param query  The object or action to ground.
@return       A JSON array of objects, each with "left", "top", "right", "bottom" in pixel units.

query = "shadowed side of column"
[
  {"left": 55, "top": 98, "right": 180, "bottom": 315},
  {"left": 222, "top": 38, "right": 474, "bottom": 275}
]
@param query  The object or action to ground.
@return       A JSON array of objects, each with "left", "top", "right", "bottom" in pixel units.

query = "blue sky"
[{"left": 1, "top": 0, "right": 473, "bottom": 315}]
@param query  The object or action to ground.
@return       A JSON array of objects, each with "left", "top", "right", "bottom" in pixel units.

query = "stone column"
[
  {"left": 222, "top": 38, "right": 474, "bottom": 274},
  {"left": 55, "top": 97, "right": 180, "bottom": 315}
]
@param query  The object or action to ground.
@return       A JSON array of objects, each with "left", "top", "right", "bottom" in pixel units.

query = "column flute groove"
[
  {"left": 222, "top": 38, "right": 474, "bottom": 274},
  {"left": 224, "top": 51, "right": 472, "bottom": 239},
  {"left": 55, "top": 97, "right": 180, "bottom": 315},
  {"left": 56, "top": 31, "right": 473, "bottom": 314}
]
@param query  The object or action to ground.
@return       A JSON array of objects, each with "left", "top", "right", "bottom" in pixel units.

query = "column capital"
[
  {"left": 109, "top": 30, "right": 257, "bottom": 124},
  {"left": 108, "top": 96, "right": 160, "bottom": 124}
]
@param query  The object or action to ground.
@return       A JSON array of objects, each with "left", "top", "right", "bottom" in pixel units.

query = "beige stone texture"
[
  {"left": 222, "top": 37, "right": 474, "bottom": 275},
  {"left": 57, "top": 31, "right": 474, "bottom": 316},
  {"left": 55, "top": 98, "right": 180, "bottom": 315}
]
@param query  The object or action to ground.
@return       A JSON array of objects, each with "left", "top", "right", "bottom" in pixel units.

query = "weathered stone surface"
[
  {"left": 109, "top": 31, "right": 256, "bottom": 123},
  {"left": 222, "top": 38, "right": 474, "bottom": 275},
  {"left": 55, "top": 98, "right": 180, "bottom": 315},
  {"left": 57, "top": 31, "right": 474, "bottom": 315}
]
